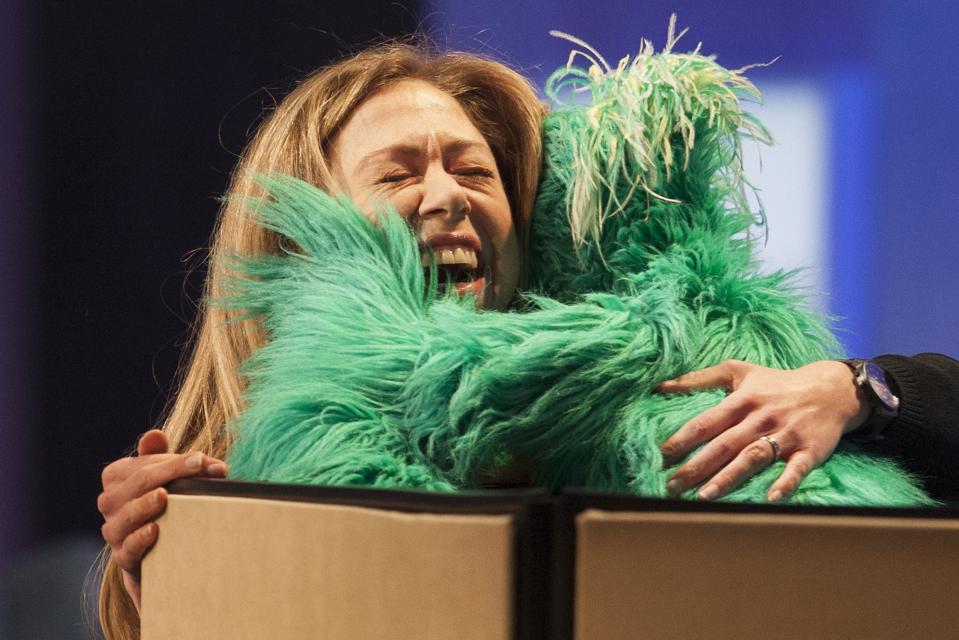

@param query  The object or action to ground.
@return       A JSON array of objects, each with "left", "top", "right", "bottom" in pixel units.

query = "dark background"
[{"left": 34, "top": 0, "right": 419, "bottom": 547}]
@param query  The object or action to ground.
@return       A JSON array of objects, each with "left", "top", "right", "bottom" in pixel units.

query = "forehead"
[{"left": 334, "top": 79, "right": 492, "bottom": 172}]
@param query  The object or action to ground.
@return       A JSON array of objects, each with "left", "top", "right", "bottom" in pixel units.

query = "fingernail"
[
  {"left": 151, "top": 489, "right": 162, "bottom": 505},
  {"left": 698, "top": 485, "right": 719, "bottom": 501},
  {"left": 185, "top": 452, "right": 203, "bottom": 469},
  {"left": 768, "top": 490, "right": 783, "bottom": 503},
  {"left": 666, "top": 479, "right": 682, "bottom": 496},
  {"left": 206, "top": 462, "right": 228, "bottom": 477}
]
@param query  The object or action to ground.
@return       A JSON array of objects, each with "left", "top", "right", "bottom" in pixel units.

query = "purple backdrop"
[{"left": 0, "top": 0, "right": 33, "bottom": 568}]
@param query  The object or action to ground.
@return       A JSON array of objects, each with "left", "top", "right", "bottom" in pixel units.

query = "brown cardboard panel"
[
  {"left": 575, "top": 509, "right": 959, "bottom": 640},
  {"left": 142, "top": 494, "right": 515, "bottom": 640}
]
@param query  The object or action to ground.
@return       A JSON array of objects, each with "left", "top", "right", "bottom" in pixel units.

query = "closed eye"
[
  {"left": 456, "top": 168, "right": 494, "bottom": 178},
  {"left": 377, "top": 172, "right": 413, "bottom": 184}
]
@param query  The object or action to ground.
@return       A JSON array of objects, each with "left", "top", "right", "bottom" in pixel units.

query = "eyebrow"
[{"left": 353, "top": 138, "right": 492, "bottom": 174}]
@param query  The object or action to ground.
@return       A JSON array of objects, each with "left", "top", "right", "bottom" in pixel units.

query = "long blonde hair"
[{"left": 98, "top": 40, "right": 545, "bottom": 639}]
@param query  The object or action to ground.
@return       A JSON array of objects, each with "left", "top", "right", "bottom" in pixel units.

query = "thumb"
[
  {"left": 136, "top": 429, "right": 169, "bottom": 456},
  {"left": 657, "top": 360, "right": 739, "bottom": 393}
]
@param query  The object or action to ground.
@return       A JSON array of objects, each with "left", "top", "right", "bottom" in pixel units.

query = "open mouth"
[{"left": 420, "top": 245, "right": 488, "bottom": 298}]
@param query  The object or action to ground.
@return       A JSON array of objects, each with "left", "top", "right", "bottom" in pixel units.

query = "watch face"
[{"left": 865, "top": 362, "right": 900, "bottom": 410}]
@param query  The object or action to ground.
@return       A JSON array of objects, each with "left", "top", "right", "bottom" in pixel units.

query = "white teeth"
[{"left": 420, "top": 246, "right": 478, "bottom": 269}]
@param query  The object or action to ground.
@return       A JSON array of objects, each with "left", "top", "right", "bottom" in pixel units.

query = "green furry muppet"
[{"left": 224, "top": 28, "right": 931, "bottom": 508}]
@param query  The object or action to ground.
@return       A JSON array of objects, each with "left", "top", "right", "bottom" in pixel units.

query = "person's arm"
[{"left": 866, "top": 353, "right": 959, "bottom": 501}]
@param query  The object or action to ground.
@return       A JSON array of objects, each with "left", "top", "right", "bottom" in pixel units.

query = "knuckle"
[
  {"left": 114, "top": 547, "right": 135, "bottom": 573},
  {"left": 679, "top": 463, "right": 699, "bottom": 480},
  {"left": 745, "top": 443, "right": 770, "bottom": 464},
  {"left": 660, "top": 443, "right": 678, "bottom": 460},
  {"left": 122, "top": 505, "right": 140, "bottom": 532},
  {"left": 713, "top": 438, "right": 737, "bottom": 459},
  {"left": 119, "top": 532, "right": 146, "bottom": 565},
  {"left": 131, "top": 466, "right": 158, "bottom": 497},
  {"left": 691, "top": 422, "right": 711, "bottom": 441},
  {"left": 754, "top": 410, "right": 778, "bottom": 431},
  {"left": 96, "top": 492, "right": 111, "bottom": 516},
  {"left": 101, "top": 464, "right": 119, "bottom": 488},
  {"left": 736, "top": 390, "right": 759, "bottom": 408}
]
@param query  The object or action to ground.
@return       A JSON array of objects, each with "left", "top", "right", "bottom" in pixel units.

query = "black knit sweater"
[{"left": 865, "top": 353, "right": 959, "bottom": 502}]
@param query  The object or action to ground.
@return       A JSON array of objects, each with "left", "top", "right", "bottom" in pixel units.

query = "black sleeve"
[{"left": 864, "top": 353, "right": 959, "bottom": 501}]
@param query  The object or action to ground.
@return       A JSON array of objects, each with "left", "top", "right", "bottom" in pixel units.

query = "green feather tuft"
[{"left": 544, "top": 15, "right": 772, "bottom": 252}]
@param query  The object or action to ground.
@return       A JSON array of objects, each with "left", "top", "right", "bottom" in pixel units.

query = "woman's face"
[{"left": 332, "top": 79, "right": 519, "bottom": 310}]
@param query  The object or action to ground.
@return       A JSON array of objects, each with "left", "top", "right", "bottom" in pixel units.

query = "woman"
[{"left": 96, "top": 41, "right": 545, "bottom": 638}]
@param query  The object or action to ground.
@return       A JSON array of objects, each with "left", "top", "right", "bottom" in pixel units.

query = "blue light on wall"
[{"left": 425, "top": 0, "right": 959, "bottom": 359}]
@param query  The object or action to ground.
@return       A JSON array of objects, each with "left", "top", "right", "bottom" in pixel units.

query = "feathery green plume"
[{"left": 544, "top": 15, "right": 772, "bottom": 252}]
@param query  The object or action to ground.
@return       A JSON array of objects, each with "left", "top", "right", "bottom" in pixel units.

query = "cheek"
[
  {"left": 353, "top": 188, "right": 421, "bottom": 221},
  {"left": 489, "top": 200, "right": 520, "bottom": 285},
  {"left": 386, "top": 189, "right": 422, "bottom": 219},
  {"left": 494, "top": 201, "right": 518, "bottom": 258},
  {"left": 501, "top": 232, "right": 520, "bottom": 285}
]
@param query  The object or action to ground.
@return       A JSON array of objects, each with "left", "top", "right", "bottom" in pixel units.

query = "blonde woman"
[{"left": 96, "top": 41, "right": 545, "bottom": 639}]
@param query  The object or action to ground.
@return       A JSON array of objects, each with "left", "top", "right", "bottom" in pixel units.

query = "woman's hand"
[
  {"left": 97, "top": 430, "right": 228, "bottom": 612},
  {"left": 657, "top": 360, "right": 871, "bottom": 502}
]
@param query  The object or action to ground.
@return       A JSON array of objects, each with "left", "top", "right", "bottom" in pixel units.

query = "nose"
[{"left": 417, "top": 165, "right": 470, "bottom": 221}]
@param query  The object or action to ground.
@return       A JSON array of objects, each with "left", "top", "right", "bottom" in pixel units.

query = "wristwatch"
[{"left": 841, "top": 358, "right": 900, "bottom": 441}]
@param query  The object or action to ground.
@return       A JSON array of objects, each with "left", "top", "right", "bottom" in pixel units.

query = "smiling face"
[{"left": 332, "top": 79, "right": 519, "bottom": 310}]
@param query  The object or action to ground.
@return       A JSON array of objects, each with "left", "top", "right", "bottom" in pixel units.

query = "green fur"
[{"left": 223, "top": 37, "right": 933, "bottom": 507}]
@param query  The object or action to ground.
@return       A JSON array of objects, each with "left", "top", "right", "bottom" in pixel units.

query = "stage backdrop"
[{"left": 424, "top": 0, "right": 959, "bottom": 360}]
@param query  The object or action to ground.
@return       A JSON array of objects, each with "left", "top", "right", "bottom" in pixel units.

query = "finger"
[
  {"left": 206, "top": 461, "right": 229, "bottom": 477},
  {"left": 767, "top": 451, "right": 817, "bottom": 502},
  {"left": 113, "top": 521, "right": 160, "bottom": 575},
  {"left": 137, "top": 430, "right": 169, "bottom": 457},
  {"left": 101, "top": 487, "right": 167, "bottom": 547},
  {"left": 660, "top": 392, "right": 750, "bottom": 466},
  {"left": 101, "top": 452, "right": 183, "bottom": 490},
  {"left": 106, "top": 451, "right": 210, "bottom": 513},
  {"left": 101, "top": 451, "right": 228, "bottom": 511},
  {"left": 656, "top": 360, "right": 741, "bottom": 394},
  {"left": 696, "top": 436, "right": 779, "bottom": 500},
  {"left": 666, "top": 412, "right": 769, "bottom": 495}
]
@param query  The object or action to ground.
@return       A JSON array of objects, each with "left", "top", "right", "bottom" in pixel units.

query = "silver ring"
[{"left": 760, "top": 435, "right": 781, "bottom": 461}]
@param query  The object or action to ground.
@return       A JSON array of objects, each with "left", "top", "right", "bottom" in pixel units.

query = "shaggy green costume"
[{"left": 224, "top": 32, "right": 932, "bottom": 506}]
